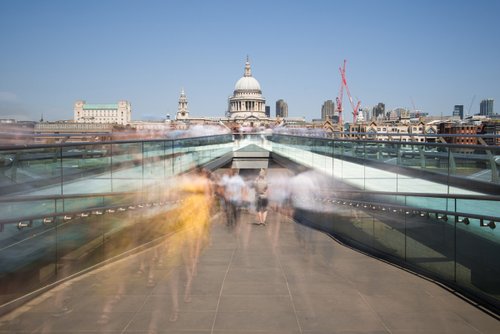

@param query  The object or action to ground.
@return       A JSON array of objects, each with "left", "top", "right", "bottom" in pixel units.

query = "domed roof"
[
  {"left": 234, "top": 59, "right": 261, "bottom": 92},
  {"left": 235, "top": 76, "right": 261, "bottom": 91}
]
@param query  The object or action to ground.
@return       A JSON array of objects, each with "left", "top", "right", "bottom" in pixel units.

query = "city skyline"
[{"left": 0, "top": 0, "right": 499, "bottom": 123}]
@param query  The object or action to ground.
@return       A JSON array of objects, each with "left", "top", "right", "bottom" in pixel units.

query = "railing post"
[
  {"left": 141, "top": 141, "right": 145, "bottom": 191},
  {"left": 418, "top": 145, "right": 426, "bottom": 168},
  {"left": 404, "top": 195, "right": 407, "bottom": 262},
  {"left": 59, "top": 147, "right": 64, "bottom": 210},
  {"left": 171, "top": 140, "right": 175, "bottom": 176},
  {"left": 55, "top": 215, "right": 58, "bottom": 276},
  {"left": 110, "top": 143, "right": 114, "bottom": 192},
  {"left": 454, "top": 197, "right": 457, "bottom": 283}
]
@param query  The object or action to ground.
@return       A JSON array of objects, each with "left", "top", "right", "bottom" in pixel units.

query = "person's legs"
[
  {"left": 262, "top": 210, "right": 268, "bottom": 225},
  {"left": 261, "top": 198, "right": 268, "bottom": 225},
  {"left": 232, "top": 201, "right": 240, "bottom": 225},
  {"left": 257, "top": 210, "right": 263, "bottom": 224},
  {"left": 256, "top": 198, "right": 264, "bottom": 224}
]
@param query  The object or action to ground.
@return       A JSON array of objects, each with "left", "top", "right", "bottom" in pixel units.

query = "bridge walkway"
[{"left": 1, "top": 208, "right": 498, "bottom": 333}]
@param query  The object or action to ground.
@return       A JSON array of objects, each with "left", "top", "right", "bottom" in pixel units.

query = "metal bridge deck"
[{"left": 1, "top": 209, "right": 498, "bottom": 333}]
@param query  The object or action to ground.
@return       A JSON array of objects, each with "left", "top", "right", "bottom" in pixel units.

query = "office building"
[
  {"left": 265, "top": 106, "right": 270, "bottom": 117},
  {"left": 276, "top": 99, "right": 288, "bottom": 118},
  {"left": 453, "top": 105, "right": 464, "bottom": 119},
  {"left": 480, "top": 99, "right": 494, "bottom": 116},
  {"left": 372, "top": 103, "right": 385, "bottom": 120},
  {"left": 321, "top": 100, "right": 335, "bottom": 121}
]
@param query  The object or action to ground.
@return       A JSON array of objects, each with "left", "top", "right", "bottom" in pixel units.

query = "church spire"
[
  {"left": 244, "top": 56, "right": 252, "bottom": 77},
  {"left": 176, "top": 88, "right": 189, "bottom": 120}
]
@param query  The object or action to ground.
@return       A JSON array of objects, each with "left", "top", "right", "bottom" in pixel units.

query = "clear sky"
[{"left": 0, "top": 0, "right": 499, "bottom": 123}]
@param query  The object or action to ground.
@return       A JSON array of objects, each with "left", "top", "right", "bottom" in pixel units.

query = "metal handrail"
[
  {"left": 326, "top": 197, "right": 500, "bottom": 222},
  {"left": 0, "top": 191, "right": 148, "bottom": 203},
  {"left": 0, "top": 199, "right": 178, "bottom": 226},
  {"left": 0, "top": 133, "right": 232, "bottom": 150},
  {"left": 271, "top": 134, "right": 500, "bottom": 150},
  {"left": 323, "top": 190, "right": 500, "bottom": 201}
]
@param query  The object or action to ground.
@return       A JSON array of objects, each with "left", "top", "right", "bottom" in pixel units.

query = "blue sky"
[{"left": 0, "top": 0, "right": 499, "bottom": 122}]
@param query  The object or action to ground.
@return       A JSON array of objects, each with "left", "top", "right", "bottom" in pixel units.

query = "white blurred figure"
[
  {"left": 268, "top": 171, "right": 292, "bottom": 216},
  {"left": 289, "top": 168, "right": 327, "bottom": 254},
  {"left": 221, "top": 169, "right": 246, "bottom": 228},
  {"left": 186, "top": 124, "right": 230, "bottom": 137},
  {"left": 261, "top": 169, "right": 291, "bottom": 253}
]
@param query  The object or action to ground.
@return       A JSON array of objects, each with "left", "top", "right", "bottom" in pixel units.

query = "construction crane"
[
  {"left": 467, "top": 94, "right": 476, "bottom": 118},
  {"left": 338, "top": 59, "right": 361, "bottom": 123},
  {"left": 335, "top": 61, "right": 345, "bottom": 125}
]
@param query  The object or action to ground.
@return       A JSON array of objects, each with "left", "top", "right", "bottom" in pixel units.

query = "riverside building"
[{"left": 74, "top": 100, "right": 132, "bottom": 125}]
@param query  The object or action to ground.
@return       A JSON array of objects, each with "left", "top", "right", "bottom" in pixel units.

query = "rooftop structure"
[{"left": 74, "top": 100, "right": 131, "bottom": 125}]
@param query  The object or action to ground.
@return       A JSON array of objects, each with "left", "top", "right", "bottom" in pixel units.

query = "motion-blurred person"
[
  {"left": 288, "top": 168, "right": 324, "bottom": 253},
  {"left": 222, "top": 169, "right": 246, "bottom": 228},
  {"left": 166, "top": 167, "right": 213, "bottom": 321},
  {"left": 254, "top": 169, "right": 269, "bottom": 225},
  {"left": 268, "top": 171, "right": 292, "bottom": 216}
]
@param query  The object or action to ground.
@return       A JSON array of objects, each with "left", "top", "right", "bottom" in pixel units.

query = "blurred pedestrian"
[
  {"left": 222, "top": 169, "right": 246, "bottom": 227},
  {"left": 254, "top": 169, "right": 269, "bottom": 225}
]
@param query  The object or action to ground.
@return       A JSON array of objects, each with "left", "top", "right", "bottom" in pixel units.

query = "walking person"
[
  {"left": 254, "top": 169, "right": 269, "bottom": 225},
  {"left": 222, "top": 169, "right": 246, "bottom": 228}
]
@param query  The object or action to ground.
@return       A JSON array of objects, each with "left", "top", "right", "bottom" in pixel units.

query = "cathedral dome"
[
  {"left": 235, "top": 76, "right": 261, "bottom": 91},
  {"left": 228, "top": 58, "right": 266, "bottom": 122},
  {"left": 234, "top": 59, "right": 261, "bottom": 92}
]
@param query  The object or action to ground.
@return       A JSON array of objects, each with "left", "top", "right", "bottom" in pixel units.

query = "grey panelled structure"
[{"left": 231, "top": 144, "right": 269, "bottom": 169}]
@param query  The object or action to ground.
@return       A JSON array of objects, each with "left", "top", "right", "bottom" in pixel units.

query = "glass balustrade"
[
  {"left": 0, "top": 134, "right": 232, "bottom": 306},
  {"left": 1, "top": 132, "right": 499, "bottom": 314},
  {"left": 270, "top": 133, "right": 499, "bottom": 312}
]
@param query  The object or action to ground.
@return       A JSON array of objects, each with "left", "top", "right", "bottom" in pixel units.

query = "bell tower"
[{"left": 176, "top": 88, "right": 189, "bottom": 120}]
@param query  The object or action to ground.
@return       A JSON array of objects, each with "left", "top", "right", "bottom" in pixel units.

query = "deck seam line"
[
  {"left": 274, "top": 217, "right": 303, "bottom": 334},
  {"left": 210, "top": 243, "right": 237, "bottom": 334}
]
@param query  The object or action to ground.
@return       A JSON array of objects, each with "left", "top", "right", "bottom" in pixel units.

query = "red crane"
[
  {"left": 335, "top": 60, "right": 345, "bottom": 125},
  {"left": 338, "top": 59, "right": 361, "bottom": 123}
]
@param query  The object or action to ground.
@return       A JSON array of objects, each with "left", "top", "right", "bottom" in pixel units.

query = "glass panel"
[
  {"left": 0, "top": 134, "right": 234, "bottom": 307},
  {"left": 455, "top": 219, "right": 500, "bottom": 305},
  {"left": 62, "top": 144, "right": 112, "bottom": 195},
  {"left": 111, "top": 142, "right": 143, "bottom": 192},
  {"left": 449, "top": 144, "right": 500, "bottom": 189},
  {"left": 0, "top": 198, "right": 56, "bottom": 222},
  {"left": 351, "top": 209, "right": 375, "bottom": 249},
  {"left": 0, "top": 218, "right": 57, "bottom": 305},
  {"left": 143, "top": 141, "right": 165, "bottom": 182},
  {"left": 372, "top": 211, "right": 405, "bottom": 258},
  {"left": 0, "top": 147, "right": 62, "bottom": 196},
  {"left": 404, "top": 212, "right": 455, "bottom": 281},
  {"left": 456, "top": 198, "right": 498, "bottom": 218},
  {"left": 405, "top": 196, "right": 449, "bottom": 212},
  {"left": 55, "top": 214, "right": 104, "bottom": 277},
  {"left": 63, "top": 196, "right": 107, "bottom": 213}
]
